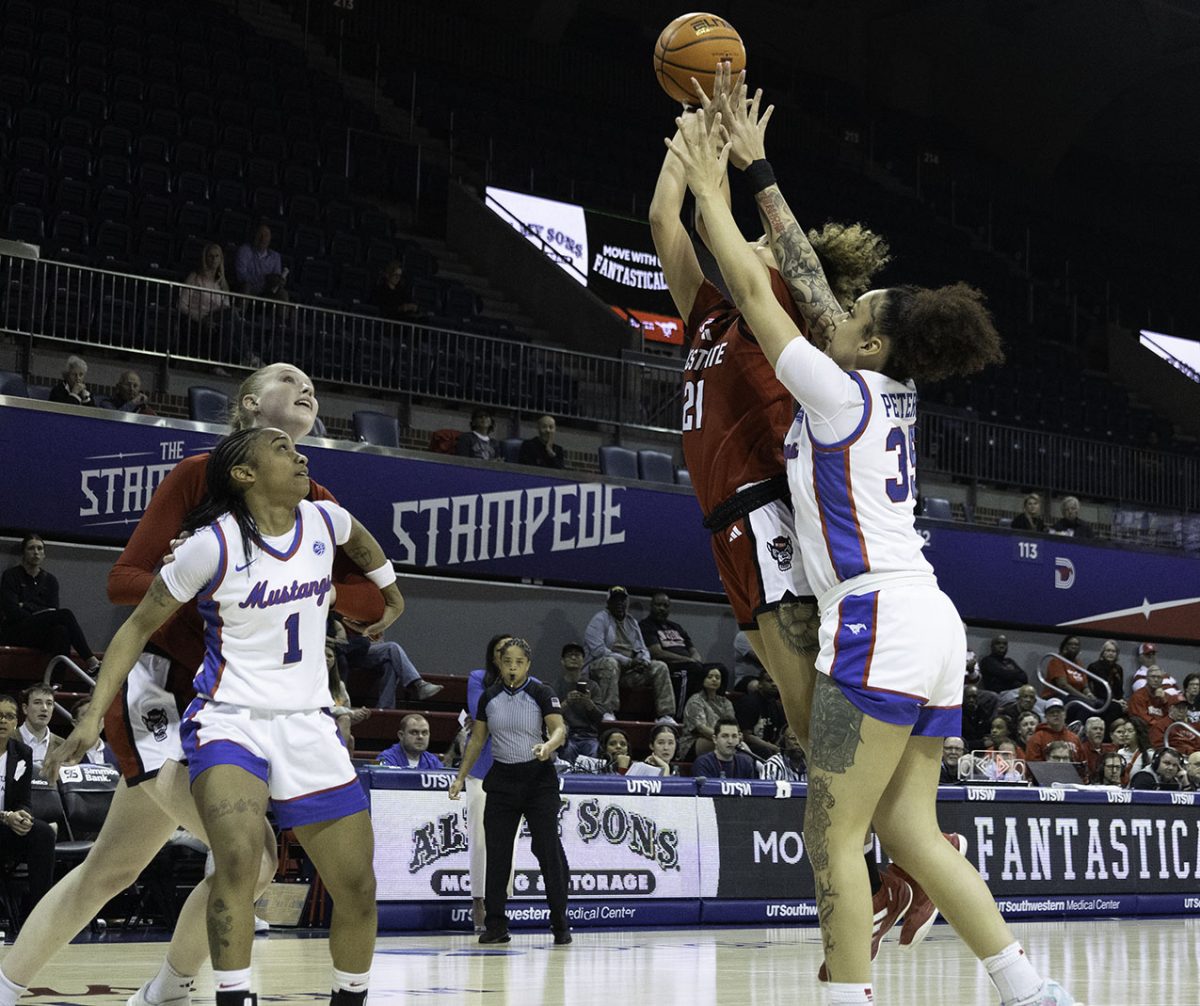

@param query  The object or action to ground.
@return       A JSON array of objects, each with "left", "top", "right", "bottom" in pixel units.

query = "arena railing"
[
  {"left": 1, "top": 252, "right": 1195, "bottom": 515},
  {"left": 1164, "top": 722, "right": 1200, "bottom": 753},
  {"left": 1034, "top": 654, "right": 1112, "bottom": 721},
  {"left": 0, "top": 252, "right": 683, "bottom": 434}
]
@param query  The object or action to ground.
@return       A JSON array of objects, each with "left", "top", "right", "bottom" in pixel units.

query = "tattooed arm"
[{"left": 343, "top": 515, "right": 404, "bottom": 636}]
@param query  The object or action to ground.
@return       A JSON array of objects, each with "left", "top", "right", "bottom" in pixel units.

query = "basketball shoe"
[
  {"left": 817, "top": 867, "right": 912, "bottom": 981},
  {"left": 126, "top": 983, "right": 191, "bottom": 1006},
  {"left": 894, "top": 832, "right": 968, "bottom": 948},
  {"left": 1006, "top": 980, "right": 1082, "bottom": 1005}
]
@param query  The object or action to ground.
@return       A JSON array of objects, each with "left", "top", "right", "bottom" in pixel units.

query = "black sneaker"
[
  {"left": 553, "top": 929, "right": 573, "bottom": 946},
  {"left": 478, "top": 928, "right": 511, "bottom": 944}
]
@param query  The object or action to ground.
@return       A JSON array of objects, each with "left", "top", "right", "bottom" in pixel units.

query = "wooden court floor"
[{"left": 3, "top": 918, "right": 1191, "bottom": 1005}]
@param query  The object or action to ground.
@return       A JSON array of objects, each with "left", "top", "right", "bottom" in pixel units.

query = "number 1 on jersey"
[
  {"left": 282, "top": 611, "right": 303, "bottom": 664},
  {"left": 682, "top": 379, "right": 705, "bottom": 431}
]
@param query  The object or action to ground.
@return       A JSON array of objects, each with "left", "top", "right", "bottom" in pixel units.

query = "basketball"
[{"left": 653, "top": 12, "right": 746, "bottom": 105}]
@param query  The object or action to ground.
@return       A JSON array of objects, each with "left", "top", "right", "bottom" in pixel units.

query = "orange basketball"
[{"left": 653, "top": 12, "right": 746, "bottom": 105}]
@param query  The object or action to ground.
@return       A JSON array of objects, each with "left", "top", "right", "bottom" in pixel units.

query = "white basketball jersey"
[
  {"left": 160, "top": 499, "right": 351, "bottom": 710},
  {"left": 776, "top": 341, "right": 934, "bottom": 602}
]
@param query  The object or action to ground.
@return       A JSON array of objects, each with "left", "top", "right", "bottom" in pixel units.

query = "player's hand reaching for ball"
[
  {"left": 720, "top": 80, "right": 774, "bottom": 170},
  {"left": 43, "top": 718, "right": 102, "bottom": 780},
  {"left": 666, "top": 110, "right": 730, "bottom": 200},
  {"left": 693, "top": 61, "right": 737, "bottom": 134}
]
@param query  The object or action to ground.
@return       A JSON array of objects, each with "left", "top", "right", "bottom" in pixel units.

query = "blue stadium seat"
[
  {"left": 0, "top": 371, "right": 29, "bottom": 397},
  {"left": 188, "top": 386, "right": 230, "bottom": 425},
  {"left": 922, "top": 497, "right": 953, "bottom": 520},
  {"left": 352, "top": 410, "right": 400, "bottom": 448},
  {"left": 637, "top": 449, "right": 675, "bottom": 484},
  {"left": 675, "top": 468, "right": 692, "bottom": 487},
  {"left": 502, "top": 438, "right": 523, "bottom": 463},
  {"left": 598, "top": 446, "right": 638, "bottom": 480}
]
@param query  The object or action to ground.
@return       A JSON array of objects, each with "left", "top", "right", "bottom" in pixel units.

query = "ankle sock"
[
  {"left": 984, "top": 941, "right": 1043, "bottom": 1004},
  {"left": 146, "top": 959, "right": 195, "bottom": 1004},
  {"left": 828, "top": 981, "right": 874, "bottom": 1004},
  {"left": 0, "top": 967, "right": 25, "bottom": 1006}
]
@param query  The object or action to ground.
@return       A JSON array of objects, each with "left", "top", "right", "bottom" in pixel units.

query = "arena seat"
[
  {"left": 922, "top": 497, "right": 953, "bottom": 520},
  {"left": 352, "top": 410, "right": 400, "bottom": 448},
  {"left": 675, "top": 467, "right": 692, "bottom": 487},
  {"left": 637, "top": 449, "right": 675, "bottom": 484},
  {"left": 0, "top": 370, "right": 30, "bottom": 397},
  {"left": 598, "top": 445, "right": 637, "bottom": 479},
  {"left": 501, "top": 437, "right": 523, "bottom": 463},
  {"left": 0, "top": 645, "right": 50, "bottom": 687},
  {"left": 187, "top": 385, "right": 229, "bottom": 424}
]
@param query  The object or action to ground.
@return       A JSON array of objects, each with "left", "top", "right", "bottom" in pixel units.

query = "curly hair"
[
  {"left": 807, "top": 221, "right": 891, "bottom": 308},
  {"left": 874, "top": 282, "right": 1004, "bottom": 384}
]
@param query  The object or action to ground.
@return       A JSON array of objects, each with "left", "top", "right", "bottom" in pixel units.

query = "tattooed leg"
[
  {"left": 749, "top": 602, "right": 820, "bottom": 752},
  {"left": 805, "top": 674, "right": 912, "bottom": 983},
  {"left": 192, "top": 765, "right": 270, "bottom": 971}
]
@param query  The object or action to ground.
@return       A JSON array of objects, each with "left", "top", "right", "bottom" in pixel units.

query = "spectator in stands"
[
  {"left": 1164, "top": 698, "right": 1199, "bottom": 755},
  {"left": 1086, "top": 640, "right": 1128, "bottom": 719},
  {"left": 1098, "top": 751, "right": 1126, "bottom": 788},
  {"left": 1024, "top": 698, "right": 1083, "bottom": 762},
  {"left": 1110, "top": 717, "right": 1151, "bottom": 784},
  {"left": 961, "top": 684, "right": 997, "bottom": 750},
  {"left": 1044, "top": 741, "right": 1075, "bottom": 764},
  {"left": 0, "top": 692, "right": 55, "bottom": 925},
  {"left": 1052, "top": 496, "right": 1092, "bottom": 538},
  {"left": 999, "top": 684, "right": 1046, "bottom": 737},
  {"left": 1130, "top": 642, "right": 1178, "bottom": 696},
  {"left": 758, "top": 726, "right": 805, "bottom": 782},
  {"left": 640, "top": 590, "right": 722, "bottom": 712},
  {"left": 940, "top": 737, "right": 966, "bottom": 783},
  {"left": 377, "top": 714, "right": 444, "bottom": 770},
  {"left": 518, "top": 414, "right": 567, "bottom": 469},
  {"left": 1185, "top": 751, "right": 1200, "bottom": 791},
  {"left": 734, "top": 669, "right": 787, "bottom": 758},
  {"left": 1010, "top": 493, "right": 1046, "bottom": 532},
  {"left": 691, "top": 718, "right": 757, "bottom": 779},
  {"left": 371, "top": 260, "right": 419, "bottom": 320},
  {"left": 233, "top": 223, "right": 286, "bottom": 298},
  {"left": 1014, "top": 712, "right": 1040, "bottom": 757},
  {"left": 17, "top": 684, "right": 61, "bottom": 768},
  {"left": 0, "top": 534, "right": 100, "bottom": 671},
  {"left": 555, "top": 643, "right": 602, "bottom": 761},
  {"left": 637, "top": 724, "right": 680, "bottom": 776},
  {"left": 1042, "top": 635, "right": 1098, "bottom": 720},
  {"left": 978, "top": 634, "right": 1028, "bottom": 697},
  {"left": 326, "top": 613, "right": 442, "bottom": 707},
  {"left": 68, "top": 697, "right": 118, "bottom": 768},
  {"left": 1130, "top": 747, "right": 1186, "bottom": 791},
  {"left": 599, "top": 728, "right": 633, "bottom": 773},
  {"left": 679, "top": 666, "right": 735, "bottom": 759},
  {"left": 1182, "top": 673, "right": 1200, "bottom": 735},
  {"left": 47, "top": 354, "right": 96, "bottom": 407},
  {"left": 100, "top": 370, "right": 156, "bottom": 416},
  {"left": 985, "top": 716, "right": 1013, "bottom": 751},
  {"left": 178, "top": 244, "right": 236, "bottom": 362},
  {"left": 1080, "top": 716, "right": 1115, "bottom": 782},
  {"left": 584, "top": 586, "right": 677, "bottom": 726},
  {"left": 456, "top": 407, "right": 502, "bottom": 461},
  {"left": 1128, "top": 666, "right": 1179, "bottom": 748},
  {"left": 731, "top": 630, "right": 765, "bottom": 690}
]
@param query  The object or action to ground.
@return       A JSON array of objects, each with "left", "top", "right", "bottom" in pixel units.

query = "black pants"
[
  {"left": 0, "top": 818, "right": 56, "bottom": 922},
  {"left": 0, "top": 608, "right": 94, "bottom": 660},
  {"left": 482, "top": 760, "right": 569, "bottom": 932}
]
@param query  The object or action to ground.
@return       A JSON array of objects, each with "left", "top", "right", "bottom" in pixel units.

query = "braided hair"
[{"left": 180, "top": 428, "right": 271, "bottom": 568}]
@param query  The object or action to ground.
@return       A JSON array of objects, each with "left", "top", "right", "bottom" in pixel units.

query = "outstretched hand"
[
  {"left": 720, "top": 80, "right": 774, "bottom": 170},
  {"left": 692, "top": 61, "right": 737, "bottom": 133},
  {"left": 664, "top": 111, "right": 730, "bottom": 200},
  {"left": 42, "top": 721, "right": 101, "bottom": 780}
]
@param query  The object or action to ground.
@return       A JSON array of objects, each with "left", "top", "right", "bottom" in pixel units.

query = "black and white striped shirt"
[{"left": 477, "top": 679, "right": 561, "bottom": 765}]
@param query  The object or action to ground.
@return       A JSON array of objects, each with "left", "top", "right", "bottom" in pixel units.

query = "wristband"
[
  {"left": 745, "top": 158, "right": 776, "bottom": 193},
  {"left": 365, "top": 563, "right": 397, "bottom": 589}
]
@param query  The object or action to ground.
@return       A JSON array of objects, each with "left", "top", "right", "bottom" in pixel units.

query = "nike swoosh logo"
[{"left": 235, "top": 560, "right": 256, "bottom": 572}]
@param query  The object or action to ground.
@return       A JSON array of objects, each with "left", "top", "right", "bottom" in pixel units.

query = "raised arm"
[
  {"left": 649, "top": 141, "right": 705, "bottom": 319},
  {"left": 45, "top": 576, "right": 184, "bottom": 776},
  {"left": 719, "top": 84, "right": 845, "bottom": 346}
]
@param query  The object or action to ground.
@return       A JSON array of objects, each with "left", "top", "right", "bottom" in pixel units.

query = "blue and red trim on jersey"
[
  {"left": 257, "top": 507, "right": 304, "bottom": 561},
  {"left": 194, "top": 522, "right": 229, "bottom": 699}
]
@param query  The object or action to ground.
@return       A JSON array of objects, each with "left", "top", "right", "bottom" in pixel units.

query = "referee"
[{"left": 449, "top": 637, "right": 572, "bottom": 945}]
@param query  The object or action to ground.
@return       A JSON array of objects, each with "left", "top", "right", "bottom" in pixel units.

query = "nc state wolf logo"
[
  {"left": 845, "top": 623, "right": 868, "bottom": 636},
  {"left": 142, "top": 707, "right": 170, "bottom": 742},
  {"left": 766, "top": 535, "right": 793, "bottom": 571}
]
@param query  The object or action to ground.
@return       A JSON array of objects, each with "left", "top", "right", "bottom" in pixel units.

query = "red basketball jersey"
[{"left": 680, "top": 270, "right": 809, "bottom": 515}]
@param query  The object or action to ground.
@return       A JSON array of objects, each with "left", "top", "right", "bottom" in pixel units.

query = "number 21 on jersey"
[
  {"left": 884, "top": 425, "right": 917, "bottom": 502},
  {"left": 682, "top": 378, "right": 705, "bottom": 431}
]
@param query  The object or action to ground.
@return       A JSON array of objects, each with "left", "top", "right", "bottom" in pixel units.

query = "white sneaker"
[
  {"left": 254, "top": 915, "right": 270, "bottom": 933},
  {"left": 126, "top": 983, "right": 191, "bottom": 1006},
  {"left": 1008, "top": 980, "right": 1082, "bottom": 1006},
  {"left": 601, "top": 712, "right": 616, "bottom": 722}
]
